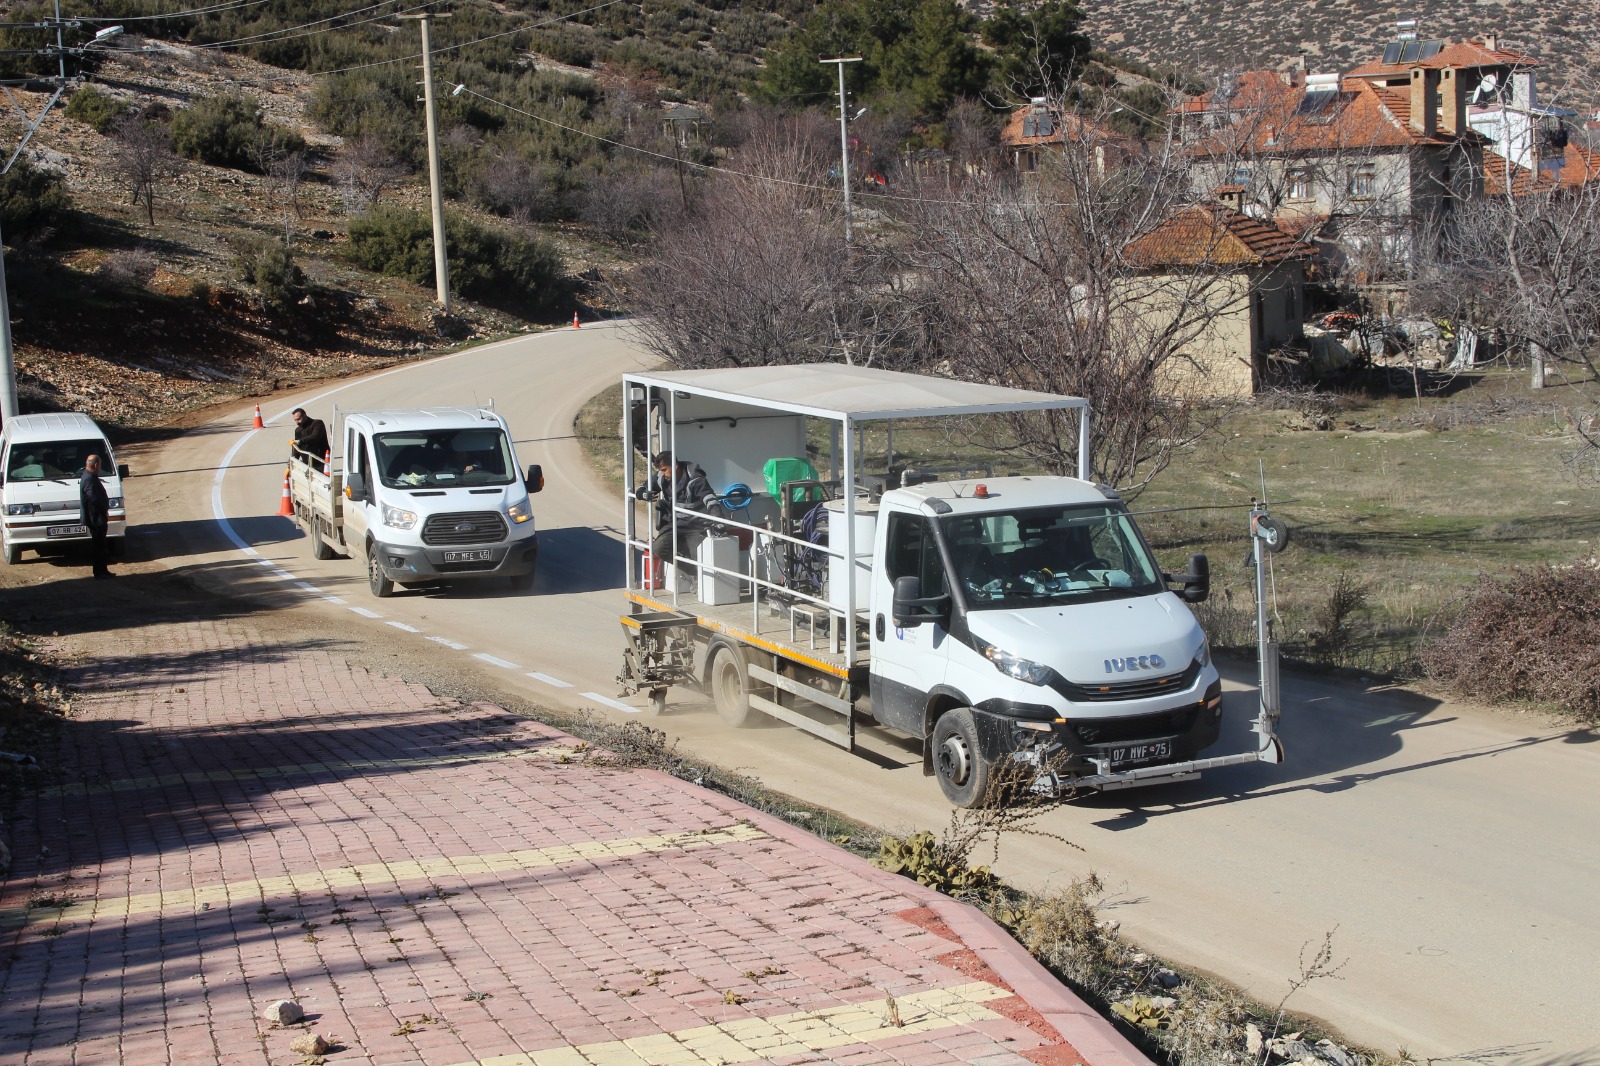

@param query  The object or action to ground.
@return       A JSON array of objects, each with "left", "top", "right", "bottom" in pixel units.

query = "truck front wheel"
[
  {"left": 709, "top": 644, "right": 754, "bottom": 728},
  {"left": 932, "top": 708, "right": 992, "bottom": 808},
  {"left": 367, "top": 547, "right": 394, "bottom": 598}
]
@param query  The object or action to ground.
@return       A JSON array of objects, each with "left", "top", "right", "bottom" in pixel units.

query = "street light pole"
[
  {"left": 819, "top": 56, "right": 861, "bottom": 245},
  {"left": 401, "top": 13, "right": 451, "bottom": 312}
]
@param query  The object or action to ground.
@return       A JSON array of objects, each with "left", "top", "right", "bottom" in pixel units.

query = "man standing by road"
[
  {"left": 291, "top": 408, "right": 330, "bottom": 472},
  {"left": 79, "top": 453, "right": 114, "bottom": 580}
]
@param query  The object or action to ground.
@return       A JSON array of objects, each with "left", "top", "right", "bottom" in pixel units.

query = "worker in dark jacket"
[
  {"left": 291, "top": 407, "right": 331, "bottom": 472},
  {"left": 79, "top": 453, "right": 114, "bottom": 579},
  {"left": 638, "top": 451, "right": 714, "bottom": 580}
]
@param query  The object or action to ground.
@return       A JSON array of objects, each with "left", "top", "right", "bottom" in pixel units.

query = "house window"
[
  {"left": 1287, "top": 169, "right": 1312, "bottom": 200},
  {"left": 1349, "top": 165, "right": 1377, "bottom": 198}
]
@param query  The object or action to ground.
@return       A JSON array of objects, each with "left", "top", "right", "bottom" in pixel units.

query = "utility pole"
[
  {"left": 401, "top": 13, "right": 451, "bottom": 312},
  {"left": 819, "top": 56, "right": 861, "bottom": 246}
]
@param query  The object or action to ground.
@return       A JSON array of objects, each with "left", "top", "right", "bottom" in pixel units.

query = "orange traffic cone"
[
  {"left": 277, "top": 468, "right": 294, "bottom": 517},
  {"left": 252, "top": 404, "right": 265, "bottom": 429},
  {"left": 323, "top": 448, "right": 332, "bottom": 474},
  {"left": 572, "top": 311, "right": 581, "bottom": 329}
]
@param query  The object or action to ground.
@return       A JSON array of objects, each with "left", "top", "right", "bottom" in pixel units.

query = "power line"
[
  {"left": 76, "top": 0, "right": 276, "bottom": 23},
  {"left": 191, "top": 0, "right": 439, "bottom": 50}
]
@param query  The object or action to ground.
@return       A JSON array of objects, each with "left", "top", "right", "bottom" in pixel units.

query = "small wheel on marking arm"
[
  {"left": 710, "top": 644, "right": 755, "bottom": 728},
  {"left": 646, "top": 688, "right": 667, "bottom": 717},
  {"left": 932, "top": 708, "right": 992, "bottom": 809},
  {"left": 367, "top": 547, "right": 393, "bottom": 598}
]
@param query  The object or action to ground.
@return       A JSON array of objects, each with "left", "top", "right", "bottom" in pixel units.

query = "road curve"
[{"left": 131, "top": 324, "right": 1600, "bottom": 1064}]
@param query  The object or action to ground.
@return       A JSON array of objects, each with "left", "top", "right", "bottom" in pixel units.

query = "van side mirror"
[
  {"left": 893, "top": 575, "right": 950, "bottom": 628},
  {"left": 1170, "top": 552, "right": 1210, "bottom": 603},
  {"left": 526, "top": 464, "right": 544, "bottom": 493},
  {"left": 345, "top": 470, "right": 368, "bottom": 501},
  {"left": 117, "top": 464, "right": 130, "bottom": 479}
]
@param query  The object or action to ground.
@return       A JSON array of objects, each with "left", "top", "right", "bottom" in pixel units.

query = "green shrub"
[
  {"left": 65, "top": 85, "right": 127, "bottom": 133},
  {"left": 231, "top": 236, "right": 306, "bottom": 312},
  {"left": 172, "top": 93, "right": 305, "bottom": 172},
  {"left": 0, "top": 156, "right": 69, "bottom": 244},
  {"left": 348, "top": 206, "right": 569, "bottom": 318}
]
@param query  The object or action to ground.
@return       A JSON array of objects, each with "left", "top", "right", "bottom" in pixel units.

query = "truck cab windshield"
[
  {"left": 375, "top": 429, "right": 516, "bottom": 489},
  {"left": 942, "top": 504, "right": 1164, "bottom": 608}
]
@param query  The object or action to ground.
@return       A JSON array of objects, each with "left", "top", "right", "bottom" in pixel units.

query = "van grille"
[
  {"left": 421, "top": 511, "right": 506, "bottom": 546},
  {"left": 1071, "top": 707, "right": 1199, "bottom": 746},
  {"left": 1052, "top": 661, "right": 1200, "bottom": 703}
]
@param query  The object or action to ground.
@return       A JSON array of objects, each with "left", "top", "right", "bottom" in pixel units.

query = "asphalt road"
[{"left": 109, "top": 323, "right": 1600, "bottom": 1064}]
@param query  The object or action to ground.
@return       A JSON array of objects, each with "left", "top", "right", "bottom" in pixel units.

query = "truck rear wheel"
[
  {"left": 932, "top": 708, "right": 992, "bottom": 809},
  {"left": 366, "top": 547, "right": 393, "bottom": 598},
  {"left": 709, "top": 643, "right": 755, "bottom": 728},
  {"left": 310, "top": 523, "right": 335, "bottom": 561}
]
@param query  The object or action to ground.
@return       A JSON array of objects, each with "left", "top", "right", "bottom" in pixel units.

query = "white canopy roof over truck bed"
[{"left": 623, "top": 365, "right": 1087, "bottom": 424}]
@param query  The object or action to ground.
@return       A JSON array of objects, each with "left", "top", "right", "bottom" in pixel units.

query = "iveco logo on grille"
[{"left": 1104, "top": 654, "right": 1165, "bottom": 674}]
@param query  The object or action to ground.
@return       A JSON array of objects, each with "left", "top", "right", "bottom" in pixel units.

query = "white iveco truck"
[{"left": 615, "top": 365, "right": 1287, "bottom": 807}]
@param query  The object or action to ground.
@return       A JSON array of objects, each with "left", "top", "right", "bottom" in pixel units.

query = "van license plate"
[
  {"left": 1108, "top": 740, "right": 1171, "bottom": 768},
  {"left": 46, "top": 524, "right": 87, "bottom": 537},
  {"left": 444, "top": 549, "right": 492, "bottom": 563}
]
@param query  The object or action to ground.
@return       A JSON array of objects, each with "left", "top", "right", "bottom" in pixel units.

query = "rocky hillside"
[{"left": 1085, "top": 0, "right": 1600, "bottom": 98}]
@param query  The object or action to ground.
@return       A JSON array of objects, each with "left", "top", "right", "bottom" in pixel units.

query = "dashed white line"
[
  {"left": 349, "top": 607, "right": 383, "bottom": 619},
  {"left": 296, "top": 581, "right": 322, "bottom": 592},
  {"left": 526, "top": 672, "right": 574, "bottom": 688},
  {"left": 324, "top": 595, "right": 346, "bottom": 605},
  {"left": 474, "top": 653, "right": 520, "bottom": 669},
  {"left": 582, "top": 691, "right": 639, "bottom": 714},
  {"left": 386, "top": 621, "right": 421, "bottom": 633},
  {"left": 428, "top": 636, "right": 469, "bottom": 650}
]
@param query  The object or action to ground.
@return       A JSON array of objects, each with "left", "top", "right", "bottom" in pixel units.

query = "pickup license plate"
[
  {"left": 1106, "top": 740, "right": 1171, "bottom": 768},
  {"left": 444, "top": 549, "right": 493, "bottom": 563},
  {"left": 46, "top": 524, "right": 87, "bottom": 537}
]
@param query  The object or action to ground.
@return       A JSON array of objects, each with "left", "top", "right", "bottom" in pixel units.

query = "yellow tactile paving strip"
[
  {"left": 35, "top": 745, "right": 584, "bottom": 800},
  {"left": 448, "top": 982, "right": 1012, "bottom": 1066},
  {"left": 0, "top": 823, "right": 765, "bottom": 930}
]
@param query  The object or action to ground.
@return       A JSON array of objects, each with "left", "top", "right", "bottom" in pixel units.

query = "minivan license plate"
[
  {"left": 46, "top": 524, "right": 87, "bottom": 537},
  {"left": 444, "top": 549, "right": 492, "bottom": 563},
  {"left": 1107, "top": 740, "right": 1171, "bottom": 768}
]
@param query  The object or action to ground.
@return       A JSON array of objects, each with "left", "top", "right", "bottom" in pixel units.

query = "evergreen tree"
[{"left": 982, "top": 0, "right": 1091, "bottom": 99}]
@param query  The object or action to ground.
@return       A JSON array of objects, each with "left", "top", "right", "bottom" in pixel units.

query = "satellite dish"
[{"left": 1472, "top": 72, "right": 1499, "bottom": 103}]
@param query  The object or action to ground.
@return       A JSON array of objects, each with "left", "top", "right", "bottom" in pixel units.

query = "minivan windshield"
[
  {"left": 941, "top": 503, "right": 1165, "bottom": 609},
  {"left": 374, "top": 428, "right": 516, "bottom": 489},
  {"left": 5, "top": 438, "right": 112, "bottom": 483}
]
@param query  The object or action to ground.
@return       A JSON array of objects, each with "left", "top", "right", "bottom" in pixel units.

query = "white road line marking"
[
  {"left": 350, "top": 607, "right": 382, "bottom": 619},
  {"left": 582, "top": 691, "right": 639, "bottom": 714},
  {"left": 386, "top": 621, "right": 421, "bottom": 633},
  {"left": 429, "top": 636, "right": 469, "bottom": 650},
  {"left": 474, "top": 653, "right": 519, "bottom": 669},
  {"left": 324, "top": 595, "right": 346, "bottom": 605},
  {"left": 526, "top": 672, "right": 574, "bottom": 688},
  {"left": 296, "top": 581, "right": 322, "bottom": 592}
]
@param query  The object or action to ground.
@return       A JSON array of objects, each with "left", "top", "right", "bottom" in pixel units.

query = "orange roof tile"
[
  {"left": 1125, "top": 202, "right": 1308, "bottom": 268},
  {"left": 1346, "top": 39, "right": 1538, "bottom": 81},
  {"left": 1186, "top": 78, "right": 1469, "bottom": 158},
  {"left": 1001, "top": 104, "right": 1125, "bottom": 147},
  {"left": 1483, "top": 144, "right": 1600, "bottom": 195}
]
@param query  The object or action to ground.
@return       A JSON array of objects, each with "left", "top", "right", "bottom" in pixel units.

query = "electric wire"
[
  {"left": 191, "top": 0, "right": 439, "bottom": 50},
  {"left": 78, "top": 0, "right": 276, "bottom": 23}
]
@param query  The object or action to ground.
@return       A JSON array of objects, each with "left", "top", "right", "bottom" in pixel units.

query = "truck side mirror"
[
  {"left": 893, "top": 575, "right": 950, "bottom": 628},
  {"left": 526, "top": 464, "right": 544, "bottom": 493},
  {"left": 1172, "top": 552, "right": 1210, "bottom": 603},
  {"left": 345, "top": 470, "right": 368, "bottom": 501},
  {"left": 117, "top": 464, "right": 130, "bottom": 479}
]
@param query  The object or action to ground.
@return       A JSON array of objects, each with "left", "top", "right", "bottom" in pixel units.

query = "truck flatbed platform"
[{"left": 625, "top": 589, "right": 864, "bottom": 680}]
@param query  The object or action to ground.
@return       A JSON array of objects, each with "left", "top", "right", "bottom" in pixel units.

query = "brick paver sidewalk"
[{"left": 0, "top": 617, "right": 1149, "bottom": 1066}]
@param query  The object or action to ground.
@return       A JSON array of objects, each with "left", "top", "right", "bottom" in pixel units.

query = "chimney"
[
  {"left": 1482, "top": 34, "right": 1498, "bottom": 52},
  {"left": 1215, "top": 185, "right": 1245, "bottom": 211},
  {"left": 1439, "top": 66, "right": 1466, "bottom": 135},
  {"left": 1410, "top": 67, "right": 1439, "bottom": 136}
]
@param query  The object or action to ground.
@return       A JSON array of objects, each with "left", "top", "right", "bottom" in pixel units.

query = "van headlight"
[
  {"left": 381, "top": 503, "right": 417, "bottom": 529},
  {"left": 1194, "top": 639, "right": 1211, "bottom": 669},
  {"left": 980, "top": 642, "right": 1055, "bottom": 685},
  {"left": 507, "top": 498, "right": 533, "bottom": 525},
  {"left": 5, "top": 503, "right": 35, "bottom": 516},
  {"left": 107, "top": 497, "right": 124, "bottom": 510}
]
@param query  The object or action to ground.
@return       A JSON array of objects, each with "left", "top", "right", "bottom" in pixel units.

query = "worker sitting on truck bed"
[{"left": 637, "top": 450, "right": 714, "bottom": 582}]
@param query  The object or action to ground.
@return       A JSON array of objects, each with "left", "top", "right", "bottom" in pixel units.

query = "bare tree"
[
  {"left": 335, "top": 133, "right": 410, "bottom": 214},
  {"left": 108, "top": 113, "right": 184, "bottom": 225}
]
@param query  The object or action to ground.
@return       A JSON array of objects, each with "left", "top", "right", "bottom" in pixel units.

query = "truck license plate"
[
  {"left": 444, "top": 549, "right": 493, "bottom": 563},
  {"left": 46, "top": 524, "right": 87, "bottom": 537},
  {"left": 1107, "top": 740, "right": 1171, "bottom": 768}
]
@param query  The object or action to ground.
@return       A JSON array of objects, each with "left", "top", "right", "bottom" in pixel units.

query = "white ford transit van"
[{"left": 0, "top": 413, "right": 128, "bottom": 565}]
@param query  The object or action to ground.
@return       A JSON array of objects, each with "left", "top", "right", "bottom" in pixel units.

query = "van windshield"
[
  {"left": 940, "top": 504, "right": 1165, "bottom": 609},
  {"left": 5, "top": 439, "right": 112, "bottom": 483},
  {"left": 374, "top": 428, "right": 516, "bottom": 489}
]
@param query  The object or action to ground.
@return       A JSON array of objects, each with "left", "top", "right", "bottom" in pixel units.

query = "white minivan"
[{"left": 0, "top": 413, "right": 128, "bottom": 565}]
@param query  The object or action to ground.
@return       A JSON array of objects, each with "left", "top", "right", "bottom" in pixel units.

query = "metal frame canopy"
[{"left": 623, "top": 364, "right": 1088, "bottom": 425}]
